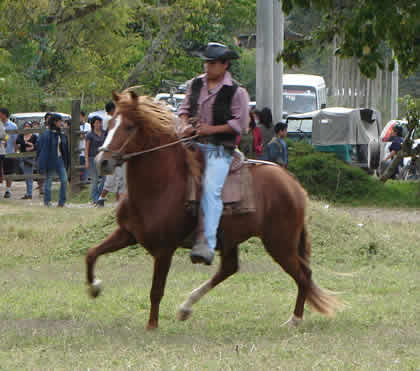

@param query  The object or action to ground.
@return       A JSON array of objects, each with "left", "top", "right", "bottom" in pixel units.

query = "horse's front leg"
[
  {"left": 86, "top": 227, "right": 136, "bottom": 297},
  {"left": 147, "top": 250, "right": 175, "bottom": 330}
]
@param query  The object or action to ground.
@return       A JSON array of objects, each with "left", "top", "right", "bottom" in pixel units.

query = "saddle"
[{"left": 186, "top": 149, "right": 256, "bottom": 216}]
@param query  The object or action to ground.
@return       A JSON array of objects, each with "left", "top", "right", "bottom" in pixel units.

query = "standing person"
[
  {"left": 79, "top": 111, "right": 91, "bottom": 185},
  {"left": 0, "top": 108, "right": 18, "bottom": 198},
  {"left": 96, "top": 101, "right": 123, "bottom": 207},
  {"left": 37, "top": 114, "right": 70, "bottom": 207},
  {"left": 85, "top": 116, "right": 106, "bottom": 204},
  {"left": 178, "top": 42, "right": 250, "bottom": 265},
  {"left": 236, "top": 110, "right": 262, "bottom": 158},
  {"left": 31, "top": 120, "right": 44, "bottom": 195},
  {"left": 102, "top": 101, "right": 115, "bottom": 131},
  {"left": 254, "top": 107, "right": 273, "bottom": 159},
  {"left": 16, "top": 121, "right": 37, "bottom": 199},
  {"left": 264, "top": 121, "right": 289, "bottom": 168},
  {"left": 0, "top": 118, "right": 6, "bottom": 185}
]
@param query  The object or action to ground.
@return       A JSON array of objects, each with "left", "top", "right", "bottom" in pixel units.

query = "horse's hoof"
[
  {"left": 88, "top": 279, "right": 102, "bottom": 298},
  {"left": 177, "top": 307, "right": 192, "bottom": 321},
  {"left": 146, "top": 322, "right": 158, "bottom": 330},
  {"left": 281, "top": 314, "right": 302, "bottom": 328}
]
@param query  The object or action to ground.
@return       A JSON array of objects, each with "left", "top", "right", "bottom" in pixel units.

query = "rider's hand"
[
  {"left": 196, "top": 123, "right": 216, "bottom": 136},
  {"left": 182, "top": 125, "right": 196, "bottom": 137}
]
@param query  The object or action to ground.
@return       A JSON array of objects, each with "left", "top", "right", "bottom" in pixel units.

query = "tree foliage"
[
  {"left": 281, "top": 0, "right": 420, "bottom": 79},
  {"left": 0, "top": 0, "right": 255, "bottom": 112}
]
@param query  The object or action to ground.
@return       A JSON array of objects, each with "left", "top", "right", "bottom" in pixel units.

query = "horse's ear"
[
  {"left": 112, "top": 91, "right": 120, "bottom": 102},
  {"left": 129, "top": 90, "right": 138, "bottom": 100}
]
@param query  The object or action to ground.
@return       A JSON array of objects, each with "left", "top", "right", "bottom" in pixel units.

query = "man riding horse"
[{"left": 178, "top": 42, "right": 250, "bottom": 265}]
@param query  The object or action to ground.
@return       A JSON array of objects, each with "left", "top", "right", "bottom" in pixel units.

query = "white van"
[{"left": 283, "top": 74, "right": 327, "bottom": 116}]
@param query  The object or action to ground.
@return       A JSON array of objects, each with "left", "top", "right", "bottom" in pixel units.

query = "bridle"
[{"left": 100, "top": 128, "right": 199, "bottom": 162}]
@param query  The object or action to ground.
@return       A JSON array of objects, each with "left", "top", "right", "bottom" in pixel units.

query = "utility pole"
[
  {"left": 256, "top": 0, "right": 284, "bottom": 122},
  {"left": 273, "top": 0, "right": 284, "bottom": 122}
]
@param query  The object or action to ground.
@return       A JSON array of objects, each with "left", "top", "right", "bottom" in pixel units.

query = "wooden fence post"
[{"left": 70, "top": 100, "right": 81, "bottom": 195}]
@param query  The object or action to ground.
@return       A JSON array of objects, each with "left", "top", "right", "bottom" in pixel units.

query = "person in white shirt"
[
  {"left": 79, "top": 111, "right": 91, "bottom": 185},
  {"left": 96, "top": 101, "right": 127, "bottom": 207}
]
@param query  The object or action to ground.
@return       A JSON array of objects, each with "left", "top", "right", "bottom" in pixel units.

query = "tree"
[{"left": 280, "top": 0, "right": 420, "bottom": 79}]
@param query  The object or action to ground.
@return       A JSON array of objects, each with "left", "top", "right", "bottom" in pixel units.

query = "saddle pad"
[{"left": 186, "top": 162, "right": 256, "bottom": 216}]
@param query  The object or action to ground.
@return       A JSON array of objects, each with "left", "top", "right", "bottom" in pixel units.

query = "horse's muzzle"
[{"left": 95, "top": 152, "right": 118, "bottom": 176}]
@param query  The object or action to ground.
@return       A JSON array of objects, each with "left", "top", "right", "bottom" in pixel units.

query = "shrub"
[{"left": 287, "top": 140, "right": 382, "bottom": 201}]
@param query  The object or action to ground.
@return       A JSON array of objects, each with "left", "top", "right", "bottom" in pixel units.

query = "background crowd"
[
  {"left": 0, "top": 102, "right": 125, "bottom": 208},
  {"left": 0, "top": 100, "right": 290, "bottom": 207}
]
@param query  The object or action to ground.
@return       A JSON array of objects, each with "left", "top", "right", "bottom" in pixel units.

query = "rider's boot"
[{"left": 190, "top": 211, "right": 214, "bottom": 265}]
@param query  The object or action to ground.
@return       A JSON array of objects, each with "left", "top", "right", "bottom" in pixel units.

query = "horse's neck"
[{"left": 126, "top": 145, "right": 187, "bottom": 197}]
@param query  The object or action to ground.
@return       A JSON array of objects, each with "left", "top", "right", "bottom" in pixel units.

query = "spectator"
[
  {"left": 380, "top": 124, "right": 404, "bottom": 178},
  {"left": 16, "top": 121, "right": 37, "bottom": 199},
  {"left": 85, "top": 116, "right": 106, "bottom": 204},
  {"left": 237, "top": 111, "right": 262, "bottom": 158},
  {"left": 254, "top": 107, "right": 273, "bottom": 159},
  {"left": 0, "top": 107, "right": 18, "bottom": 198},
  {"left": 102, "top": 101, "right": 116, "bottom": 131},
  {"left": 31, "top": 120, "right": 43, "bottom": 194},
  {"left": 79, "top": 111, "right": 91, "bottom": 185},
  {"left": 37, "top": 113, "right": 70, "bottom": 207},
  {"left": 263, "top": 121, "right": 288, "bottom": 168},
  {"left": 96, "top": 101, "right": 122, "bottom": 207},
  {"left": 0, "top": 118, "right": 6, "bottom": 184},
  {"left": 43, "top": 112, "right": 52, "bottom": 127}
]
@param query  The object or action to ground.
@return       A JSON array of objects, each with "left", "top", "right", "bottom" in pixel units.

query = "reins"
[{"left": 101, "top": 134, "right": 199, "bottom": 161}]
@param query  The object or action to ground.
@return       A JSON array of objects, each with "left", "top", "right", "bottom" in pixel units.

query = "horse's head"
[{"left": 96, "top": 90, "right": 177, "bottom": 175}]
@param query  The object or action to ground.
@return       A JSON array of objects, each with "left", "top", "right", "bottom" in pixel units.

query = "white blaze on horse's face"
[{"left": 102, "top": 114, "right": 122, "bottom": 150}]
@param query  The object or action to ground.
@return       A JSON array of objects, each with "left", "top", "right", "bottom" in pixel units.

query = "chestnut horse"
[{"left": 86, "top": 90, "right": 340, "bottom": 329}]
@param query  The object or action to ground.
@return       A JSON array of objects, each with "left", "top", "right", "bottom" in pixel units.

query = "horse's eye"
[{"left": 125, "top": 124, "right": 135, "bottom": 132}]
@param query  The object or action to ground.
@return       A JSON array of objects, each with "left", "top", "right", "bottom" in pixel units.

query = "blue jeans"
[
  {"left": 80, "top": 155, "right": 88, "bottom": 184},
  {"left": 44, "top": 157, "right": 67, "bottom": 206},
  {"left": 20, "top": 159, "right": 34, "bottom": 197},
  {"left": 196, "top": 143, "right": 233, "bottom": 251},
  {"left": 88, "top": 156, "right": 105, "bottom": 202}
]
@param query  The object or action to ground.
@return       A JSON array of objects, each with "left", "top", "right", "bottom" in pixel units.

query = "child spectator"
[
  {"left": 16, "top": 121, "right": 37, "bottom": 199},
  {"left": 264, "top": 121, "right": 288, "bottom": 168},
  {"left": 85, "top": 116, "right": 106, "bottom": 204},
  {"left": 79, "top": 111, "right": 91, "bottom": 185}
]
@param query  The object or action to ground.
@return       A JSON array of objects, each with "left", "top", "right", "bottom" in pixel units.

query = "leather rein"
[{"left": 100, "top": 131, "right": 199, "bottom": 162}]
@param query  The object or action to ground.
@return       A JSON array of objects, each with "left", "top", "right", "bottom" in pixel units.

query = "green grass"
[
  {"left": 0, "top": 201, "right": 419, "bottom": 370},
  {"left": 336, "top": 179, "right": 420, "bottom": 207}
]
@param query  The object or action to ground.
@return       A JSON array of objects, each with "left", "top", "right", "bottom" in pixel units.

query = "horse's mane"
[
  {"left": 114, "top": 90, "right": 202, "bottom": 183},
  {"left": 115, "top": 91, "right": 178, "bottom": 139}
]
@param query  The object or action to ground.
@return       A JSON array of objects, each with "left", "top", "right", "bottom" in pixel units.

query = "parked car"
[
  {"left": 154, "top": 93, "right": 186, "bottom": 113},
  {"left": 10, "top": 112, "right": 71, "bottom": 128},
  {"left": 286, "top": 107, "right": 382, "bottom": 170}
]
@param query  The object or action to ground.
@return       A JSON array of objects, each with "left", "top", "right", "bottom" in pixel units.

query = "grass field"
[{"left": 0, "top": 199, "right": 419, "bottom": 370}]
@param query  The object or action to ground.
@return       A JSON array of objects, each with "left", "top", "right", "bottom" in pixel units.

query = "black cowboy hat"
[{"left": 198, "top": 42, "right": 239, "bottom": 61}]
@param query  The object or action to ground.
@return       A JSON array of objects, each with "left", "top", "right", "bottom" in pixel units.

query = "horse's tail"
[{"left": 298, "top": 225, "right": 343, "bottom": 317}]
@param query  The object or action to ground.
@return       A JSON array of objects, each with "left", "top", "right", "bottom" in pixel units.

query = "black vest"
[{"left": 188, "top": 77, "right": 239, "bottom": 145}]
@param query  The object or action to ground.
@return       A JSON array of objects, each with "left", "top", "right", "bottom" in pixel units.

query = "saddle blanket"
[{"left": 186, "top": 151, "right": 258, "bottom": 215}]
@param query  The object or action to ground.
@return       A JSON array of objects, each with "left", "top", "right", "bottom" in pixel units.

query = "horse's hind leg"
[
  {"left": 264, "top": 226, "right": 339, "bottom": 326},
  {"left": 86, "top": 227, "right": 136, "bottom": 297},
  {"left": 177, "top": 244, "right": 239, "bottom": 321},
  {"left": 262, "top": 228, "right": 311, "bottom": 326}
]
